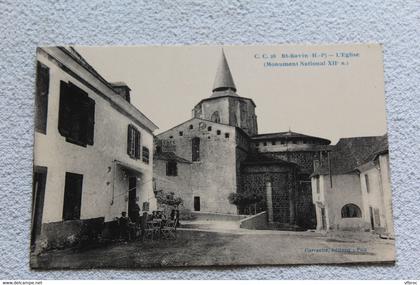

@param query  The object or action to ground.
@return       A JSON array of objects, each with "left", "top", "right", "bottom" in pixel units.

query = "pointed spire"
[{"left": 212, "top": 49, "right": 237, "bottom": 93}]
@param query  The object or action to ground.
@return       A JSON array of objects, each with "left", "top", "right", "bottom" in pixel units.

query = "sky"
[{"left": 76, "top": 44, "right": 388, "bottom": 144}]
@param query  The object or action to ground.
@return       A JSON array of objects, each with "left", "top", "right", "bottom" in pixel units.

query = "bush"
[{"left": 228, "top": 192, "right": 264, "bottom": 215}]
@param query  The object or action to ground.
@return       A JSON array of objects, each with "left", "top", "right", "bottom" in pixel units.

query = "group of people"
[{"left": 116, "top": 204, "right": 180, "bottom": 241}]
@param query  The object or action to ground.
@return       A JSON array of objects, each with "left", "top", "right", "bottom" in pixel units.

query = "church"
[{"left": 153, "top": 50, "right": 332, "bottom": 230}]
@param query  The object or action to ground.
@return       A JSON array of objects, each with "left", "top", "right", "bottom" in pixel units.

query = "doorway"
[
  {"left": 31, "top": 166, "right": 47, "bottom": 246},
  {"left": 128, "top": 177, "right": 137, "bottom": 221},
  {"left": 194, "top": 196, "right": 200, "bottom": 211}
]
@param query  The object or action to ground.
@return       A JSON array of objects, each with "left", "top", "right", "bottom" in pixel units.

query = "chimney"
[{"left": 110, "top": 82, "right": 131, "bottom": 103}]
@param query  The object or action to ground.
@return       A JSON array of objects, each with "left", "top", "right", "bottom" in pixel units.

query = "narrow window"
[
  {"left": 63, "top": 172, "right": 83, "bottom": 221},
  {"left": 211, "top": 111, "right": 220, "bottom": 123},
  {"left": 35, "top": 61, "right": 49, "bottom": 134},
  {"left": 225, "top": 133, "right": 230, "bottom": 138},
  {"left": 364, "top": 174, "right": 370, "bottom": 193},
  {"left": 207, "top": 126, "right": 212, "bottom": 131},
  {"left": 142, "top": 146, "right": 150, "bottom": 164},
  {"left": 58, "top": 81, "right": 95, "bottom": 147},
  {"left": 127, "top": 124, "right": 141, "bottom": 159},
  {"left": 194, "top": 196, "right": 201, "bottom": 211},
  {"left": 166, "top": 161, "right": 178, "bottom": 176},
  {"left": 179, "top": 131, "right": 183, "bottom": 136},
  {"left": 189, "top": 124, "right": 193, "bottom": 130},
  {"left": 192, "top": 137, "right": 200, "bottom": 162},
  {"left": 216, "top": 130, "right": 221, "bottom": 135}
]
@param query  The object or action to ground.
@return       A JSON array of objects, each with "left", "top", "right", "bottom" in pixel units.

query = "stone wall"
[
  {"left": 240, "top": 211, "right": 268, "bottom": 230},
  {"left": 156, "top": 118, "right": 239, "bottom": 214}
]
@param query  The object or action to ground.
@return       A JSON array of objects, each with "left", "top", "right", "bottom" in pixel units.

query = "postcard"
[{"left": 31, "top": 44, "right": 395, "bottom": 268}]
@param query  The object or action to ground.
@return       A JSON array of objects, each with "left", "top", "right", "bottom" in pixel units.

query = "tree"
[
  {"left": 228, "top": 192, "right": 263, "bottom": 214},
  {"left": 156, "top": 191, "right": 183, "bottom": 208}
]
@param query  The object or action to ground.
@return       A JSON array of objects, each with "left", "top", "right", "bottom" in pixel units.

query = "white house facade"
[{"left": 32, "top": 47, "right": 158, "bottom": 249}]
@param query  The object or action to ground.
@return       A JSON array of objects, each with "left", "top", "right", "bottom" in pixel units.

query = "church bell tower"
[{"left": 193, "top": 49, "right": 258, "bottom": 136}]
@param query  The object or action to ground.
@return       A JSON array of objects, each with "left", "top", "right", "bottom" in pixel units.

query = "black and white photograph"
[{"left": 30, "top": 44, "right": 396, "bottom": 269}]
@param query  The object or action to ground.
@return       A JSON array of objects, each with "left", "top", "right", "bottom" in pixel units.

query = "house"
[
  {"left": 311, "top": 135, "right": 394, "bottom": 236},
  {"left": 32, "top": 47, "right": 158, "bottom": 250}
]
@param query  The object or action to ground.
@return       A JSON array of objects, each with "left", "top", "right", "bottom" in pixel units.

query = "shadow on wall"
[{"left": 337, "top": 218, "right": 371, "bottom": 231}]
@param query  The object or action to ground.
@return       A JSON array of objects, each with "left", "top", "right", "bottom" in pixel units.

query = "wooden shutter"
[
  {"left": 58, "top": 81, "right": 72, "bottom": 137},
  {"left": 127, "top": 124, "right": 133, "bottom": 156},
  {"left": 135, "top": 130, "right": 141, "bottom": 159},
  {"left": 86, "top": 97, "right": 95, "bottom": 145},
  {"left": 35, "top": 61, "right": 49, "bottom": 134}
]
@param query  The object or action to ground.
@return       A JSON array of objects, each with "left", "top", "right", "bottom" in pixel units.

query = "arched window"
[
  {"left": 211, "top": 111, "right": 220, "bottom": 123},
  {"left": 192, "top": 137, "right": 200, "bottom": 162},
  {"left": 341, "top": 204, "right": 362, "bottom": 218}
]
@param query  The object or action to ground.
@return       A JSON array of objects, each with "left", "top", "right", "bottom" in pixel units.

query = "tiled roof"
[
  {"left": 313, "top": 134, "right": 388, "bottom": 175},
  {"left": 252, "top": 131, "right": 331, "bottom": 145}
]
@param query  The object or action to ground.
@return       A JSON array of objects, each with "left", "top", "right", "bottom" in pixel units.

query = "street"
[{"left": 31, "top": 226, "right": 395, "bottom": 269}]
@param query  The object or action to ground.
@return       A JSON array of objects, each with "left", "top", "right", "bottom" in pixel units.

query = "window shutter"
[
  {"left": 58, "top": 81, "right": 72, "bottom": 137},
  {"left": 35, "top": 61, "right": 49, "bottom": 134},
  {"left": 127, "top": 125, "right": 133, "bottom": 156},
  {"left": 86, "top": 97, "right": 95, "bottom": 145},
  {"left": 134, "top": 130, "right": 141, "bottom": 159}
]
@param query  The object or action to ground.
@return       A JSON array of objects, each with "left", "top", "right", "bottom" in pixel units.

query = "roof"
[
  {"left": 154, "top": 152, "right": 192, "bottom": 164},
  {"left": 313, "top": 134, "right": 388, "bottom": 175},
  {"left": 40, "top": 47, "right": 158, "bottom": 133},
  {"left": 110, "top": 82, "right": 131, "bottom": 90},
  {"left": 212, "top": 49, "right": 237, "bottom": 94},
  {"left": 195, "top": 94, "right": 256, "bottom": 108},
  {"left": 252, "top": 131, "right": 331, "bottom": 145}
]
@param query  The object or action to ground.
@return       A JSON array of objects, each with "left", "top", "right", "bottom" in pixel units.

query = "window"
[
  {"left": 207, "top": 126, "right": 212, "bottom": 131},
  {"left": 179, "top": 131, "right": 183, "bottom": 136},
  {"left": 166, "top": 161, "right": 177, "bottom": 176},
  {"left": 341, "top": 204, "right": 362, "bottom": 218},
  {"left": 211, "top": 111, "right": 220, "bottom": 123},
  {"left": 225, "top": 133, "right": 230, "bottom": 138},
  {"left": 58, "top": 81, "right": 95, "bottom": 147},
  {"left": 263, "top": 142, "right": 267, "bottom": 146},
  {"left": 63, "top": 172, "right": 83, "bottom": 221},
  {"left": 189, "top": 124, "right": 193, "bottom": 129},
  {"left": 216, "top": 130, "right": 221, "bottom": 135},
  {"left": 142, "top": 146, "right": 150, "bottom": 164},
  {"left": 35, "top": 61, "right": 49, "bottom": 134},
  {"left": 127, "top": 124, "right": 141, "bottom": 159},
  {"left": 271, "top": 141, "right": 276, "bottom": 145},
  {"left": 192, "top": 137, "right": 200, "bottom": 161},
  {"left": 169, "top": 135, "right": 173, "bottom": 139},
  {"left": 364, "top": 174, "right": 370, "bottom": 193}
]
